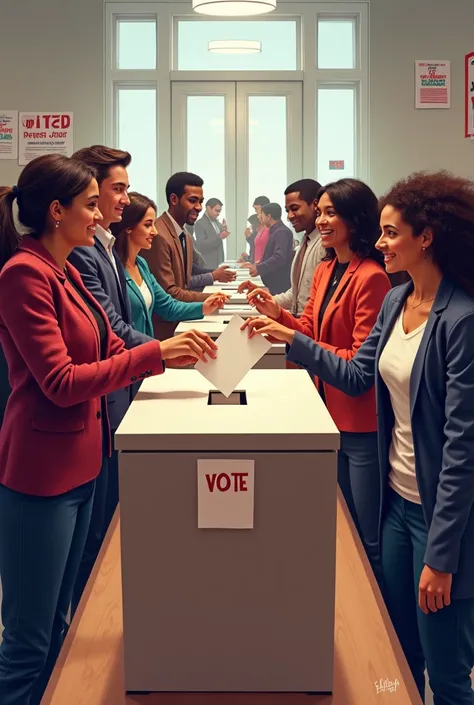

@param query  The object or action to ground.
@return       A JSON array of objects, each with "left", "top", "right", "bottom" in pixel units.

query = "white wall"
[
  {"left": 370, "top": 0, "right": 474, "bottom": 194},
  {"left": 0, "top": 0, "right": 104, "bottom": 185},
  {"left": 1, "top": 0, "right": 474, "bottom": 194}
]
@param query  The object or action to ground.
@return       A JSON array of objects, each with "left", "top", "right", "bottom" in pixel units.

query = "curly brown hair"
[{"left": 380, "top": 171, "right": 474, "bottom": 295}]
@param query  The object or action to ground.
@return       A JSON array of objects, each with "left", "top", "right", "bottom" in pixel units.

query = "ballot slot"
[{"left": 207, "top": 390, "right": 247, "bottom": 406}]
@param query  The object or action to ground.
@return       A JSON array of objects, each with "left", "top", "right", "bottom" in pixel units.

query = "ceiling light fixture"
[
  {"left": 193, "top": 0, "right": 276, "bottom": 17},
  {"left": 208, "top": 40, "right": 262, "bottom": 54}
]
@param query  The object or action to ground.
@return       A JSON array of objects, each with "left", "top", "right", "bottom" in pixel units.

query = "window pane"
[
  {"left": 318, "top": 20, "right": 355, "bottom": 69},
  {"left": 317, "top": 88, "right": 355, "bottom": 186},
  {"left": 117, "top": 20, "right": 156, "bottom": 69},
  {"left": 186, "top": 96, "right": 227, "bottom": 257},
  {"left": 248, "top": 96, "right": 287, "bottom": 216},
  {"left": 177, "top": 21, "right": 297, "bottom": 71},
  {"left": 117, "top": 88, "right": 157, "bottom": 203}
]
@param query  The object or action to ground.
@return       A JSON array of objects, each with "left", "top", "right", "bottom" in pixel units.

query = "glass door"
[{"left": 171, "top": 81, "right": 302, "bottom": 261}]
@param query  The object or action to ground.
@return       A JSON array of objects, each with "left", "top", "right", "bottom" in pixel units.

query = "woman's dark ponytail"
[{"left": 0, "top": 187, "right": 21, "bottom": 270}]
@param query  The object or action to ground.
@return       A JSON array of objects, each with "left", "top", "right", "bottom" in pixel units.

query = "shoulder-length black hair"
[{"left": 317, "top": 178, "right": 383, "bottom": 264}]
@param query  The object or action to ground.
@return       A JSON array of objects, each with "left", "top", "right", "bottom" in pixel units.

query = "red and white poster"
[
  {"left": 465, "top": 52, "right": 474, "bottom": 138},
  {"left": 0, "top": 111, "right": 18, "bottom": 160},
  {"left": 18, "top": 112, "right": 74, "bottom": 165},
  {"left": 415, "top": 61, "right": 450, "bottom": 109}
]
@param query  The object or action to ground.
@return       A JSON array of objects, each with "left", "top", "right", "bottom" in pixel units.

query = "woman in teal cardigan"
[{"left": 111, "top": 193, "right": 227, "bottom": 337}]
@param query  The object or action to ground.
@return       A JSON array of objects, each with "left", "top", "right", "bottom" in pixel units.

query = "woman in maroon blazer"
[{"left": 0, "top": 154, "right": 216, "bottom": 705}]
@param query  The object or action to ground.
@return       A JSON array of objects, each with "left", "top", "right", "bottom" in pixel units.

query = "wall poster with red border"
[{"left": 465, "top": 52, "right": 474, "bottom": 138}]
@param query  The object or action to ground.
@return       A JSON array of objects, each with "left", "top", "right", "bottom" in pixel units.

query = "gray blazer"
[
  {"left": 194, "top": 214, "right": 225, "bottom": 270},
  {"left": 287, "top": 279, "right": 474, "bottom": 599}
]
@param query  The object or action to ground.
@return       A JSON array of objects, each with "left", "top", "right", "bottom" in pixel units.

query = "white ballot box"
[
  {"left": 116, "top": 369, "right": 339, "bottom": 694},
  {"left": 175, "top": 318, "right": 286, "bottom": 368}
]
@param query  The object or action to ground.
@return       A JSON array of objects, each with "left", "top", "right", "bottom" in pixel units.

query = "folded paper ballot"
[{"left": 194, "top": 314, "right": 272, "bottom": 397}]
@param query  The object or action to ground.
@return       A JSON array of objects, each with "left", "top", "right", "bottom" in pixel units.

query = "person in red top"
[
  {"left": 0, "top": 154, "right": 216, "bottom": 705},
  {"left": 243, "top": 179, "right": 391, "bottom": 584}
]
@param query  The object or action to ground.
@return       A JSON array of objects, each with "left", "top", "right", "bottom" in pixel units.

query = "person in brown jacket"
[{"left": 141, "top": 172, "right": 235, "bottom": 340}]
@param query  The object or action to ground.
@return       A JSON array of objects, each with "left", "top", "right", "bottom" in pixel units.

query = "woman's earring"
[
  {"left": 55, "top": 221, "right": 60, "bottom": 229},
  {"left": 422, "top": 246, "right": 428, "bottom": 260}
]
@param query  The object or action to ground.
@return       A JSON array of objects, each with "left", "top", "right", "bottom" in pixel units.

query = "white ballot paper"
[{"left": 195, "top": 314, "right": 272, "bottom": 397}]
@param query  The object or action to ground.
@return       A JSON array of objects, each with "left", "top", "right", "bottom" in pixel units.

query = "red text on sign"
[{"left": 205, "top": 472, "right": 249, "bottom": 493}]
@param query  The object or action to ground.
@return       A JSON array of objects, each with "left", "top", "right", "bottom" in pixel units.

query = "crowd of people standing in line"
[{"left": 0, "top": 145, "right": 472, "bottom": 705}]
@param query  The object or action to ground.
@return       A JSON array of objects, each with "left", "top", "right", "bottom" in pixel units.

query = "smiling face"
[
  {"left": 126, "top": 206, "right": 157, "bottom": 253},
  {"left": 169, "top": 185, "right": 203, "bottom": 227},
  {"left": 315, "top": 192, "right": 351, "bottom": 253},
  {"left": 376, "top": 205, "right": 432, "bottom": 274},
  {"left": 97, "top": 165, "right": 130, "bottom": 229},
  {"left": 51, "top": 177, "right": 102, "bottom": 248},
  {"left": 285, "top": 191, "right": 317, "bottom": 234}
]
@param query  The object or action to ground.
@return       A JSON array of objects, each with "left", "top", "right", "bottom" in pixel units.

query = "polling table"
[{"left": 115, "top": 369, "right": 339, "bottom": 694}]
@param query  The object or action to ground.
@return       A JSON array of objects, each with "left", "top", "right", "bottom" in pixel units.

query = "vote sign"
[{"left": 197, "top": 459, "right": 255, "bottom": 529}]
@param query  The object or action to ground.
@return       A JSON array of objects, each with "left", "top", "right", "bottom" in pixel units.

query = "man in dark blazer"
[
  {"left": 68, "top": 145, "right": 154, "bottom": 614},
  {"left": 194, "top": 197, "right": 229, "bottom": 269},
  {"left": 244, "top": 202, "right": 293, "bottom": 295}
]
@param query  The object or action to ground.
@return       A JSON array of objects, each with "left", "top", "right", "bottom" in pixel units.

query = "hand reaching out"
[
  {"left": 237, "top": 280, "right": 259, "bottom": 294},
  {"left": 247, "top": 288, "right": 281, "bottom": 319},
  {"left": 160, "top": 330, "right": 217, "bottom": 363},
  {"left": 212, "top": 266, "right": 237, "bottom": 283},
  {"left": 240, "top": 317, "right": 295, "bottom": 345},
  {"left": 203, "top": 292, "right": 229, "bottom": 315}
]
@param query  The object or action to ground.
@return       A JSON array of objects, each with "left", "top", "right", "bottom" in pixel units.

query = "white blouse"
[
  {"left": 378, "top": 310, "right": 427, "bottom": 505},
  {"left": 139, "top": 278, "right": 153, "bottom": 311}
]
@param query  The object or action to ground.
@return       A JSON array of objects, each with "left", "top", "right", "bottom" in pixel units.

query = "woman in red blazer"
[
  {"left": 0, "top": 154, "right": 215, "bottom": 705},
  {"left": 244, "top": 179, "right": 390, "bottom": 584}
]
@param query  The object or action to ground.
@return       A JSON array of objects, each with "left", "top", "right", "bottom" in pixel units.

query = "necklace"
[{"left": 409, "top": 295, "right": 435, "bottom": 310}]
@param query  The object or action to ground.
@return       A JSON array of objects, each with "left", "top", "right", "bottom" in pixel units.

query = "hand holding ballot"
[
  {"left": 241, "top": 316, "right": 296, "bottom": 346},
  {"left": 160, "top": 330, "right": 217, "bottom": 363},
  {"left": 246, "top": 288, "right": 282, "bottom": 319},
  {"left": 237, "top": 280, "right": 258, "bottom": 294},
  {"left": 203, "top": 292, "right": 230, "bottom": 315},
  {"left": 212, "top": 265, "right": 237, "bottom": 283}
]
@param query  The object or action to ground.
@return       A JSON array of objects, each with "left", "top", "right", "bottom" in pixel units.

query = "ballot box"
[
  {"left": 116, "top": 369, "right": 339, "bottom": 694},
  {"left": 175, "top": 317, "right": 286, "bottom": 368}
]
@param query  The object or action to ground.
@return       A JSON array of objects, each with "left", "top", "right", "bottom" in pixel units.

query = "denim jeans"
[
  {"left": 0, "top": 479, "right": 95, "bottom": 705},
  {"left": 337, "top": 430, "right": 383, "bottom": 586},
  {"left": 72, "top": 431, "right": 118, "bottom": 617},
  {"left": 382, "top": 489, "right": 474, "bottom": 704}
]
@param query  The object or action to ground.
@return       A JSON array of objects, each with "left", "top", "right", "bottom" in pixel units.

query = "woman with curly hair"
[
  {"left": 245, "top": 171, "right": 474, "bottom": 704},
  {"left": 243, "top": 178, "right": 391, "bottom": 584}
]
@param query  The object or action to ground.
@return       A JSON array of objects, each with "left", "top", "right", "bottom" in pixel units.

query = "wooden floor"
[{"left": 41, "top": 493, "right": 422, "bottom": 705}]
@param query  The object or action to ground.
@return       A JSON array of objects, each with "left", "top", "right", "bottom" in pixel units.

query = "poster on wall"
[
  {"left": 415, "top": 61, "right": 450, "bottom": 109},
  {"left": 18, "top": 112, "right": 73, "bottom": 165},
  {"left": 465, "top": 52, "right": 474, "bottom": 138},
  {"left": 0, "top": 111, "right": 18, "bottom": 160}
]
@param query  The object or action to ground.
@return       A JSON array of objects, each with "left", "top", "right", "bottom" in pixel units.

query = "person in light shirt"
[{"left": 243, "top": 171, "right": 474, "bottom": 704}]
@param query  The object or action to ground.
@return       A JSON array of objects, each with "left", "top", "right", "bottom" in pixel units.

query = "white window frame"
[{"left": 105, "top": 1, "right": 369, "bottom": 205}]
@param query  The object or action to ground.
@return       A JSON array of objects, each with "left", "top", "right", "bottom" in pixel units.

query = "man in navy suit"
[
  {"left": 68, "top": 145, "right": 153, "bottom": 613},
  {"left": 243, "top": 202, "right": 293, "bottom": 295}
]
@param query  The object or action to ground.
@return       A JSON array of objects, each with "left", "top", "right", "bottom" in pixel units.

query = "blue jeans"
[
  {"left": 72, "top": 433, "right": 118, "bottom": 616},
  {"left": 0, "top": 479, "right": 95, "bottom": 705},
  {"left": 382, "top": 489, "right": 474, "bottom": 704},
  {"left": 337, "top": 431, "right": 383, "bottom": 586}
]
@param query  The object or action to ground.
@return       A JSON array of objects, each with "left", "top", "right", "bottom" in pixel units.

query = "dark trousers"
[
  {"left": 337, "top": 431, "right": 383, "bottom": 586},
  {"left": 0, "top": 480, "right": 95, "bottom": 705},
  {"left": 382, "top": 489, "right": 474, "bottom": 704},
  {"left": 71, "top": 433, "right": 118, "bottom": 616}
]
